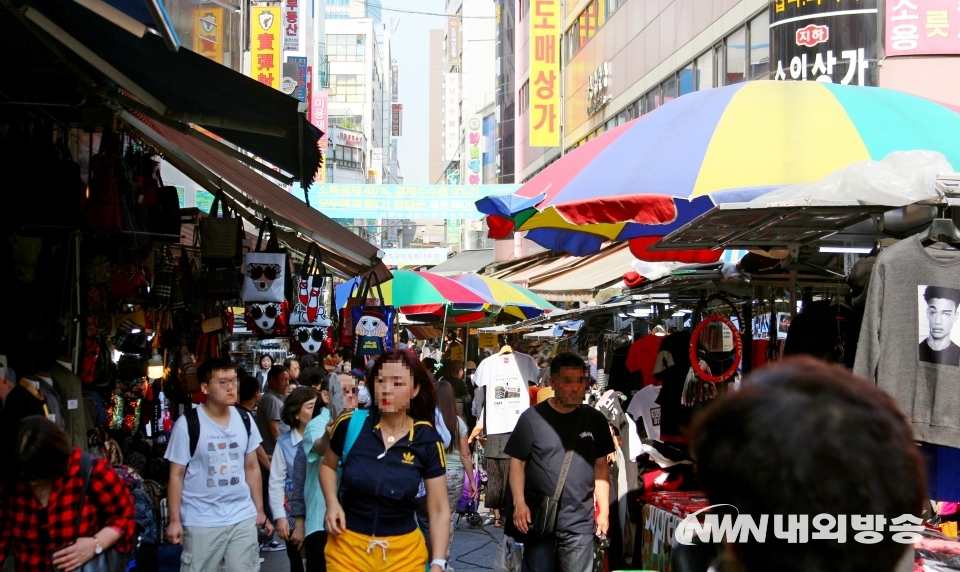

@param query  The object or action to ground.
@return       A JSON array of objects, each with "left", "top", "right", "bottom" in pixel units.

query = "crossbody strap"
[
  {"left": 74, "top": 453, "right": 95, "bottom": 538},
  {"left": 551, "top": 409, "right": 581, "bottom": 503}
]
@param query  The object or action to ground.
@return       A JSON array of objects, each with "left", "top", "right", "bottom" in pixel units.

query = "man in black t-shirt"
[{"left": 505, "top": 353, "right": 615, "bottom": 572}]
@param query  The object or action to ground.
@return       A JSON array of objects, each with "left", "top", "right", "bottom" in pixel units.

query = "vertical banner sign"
[
  {"left": 251, "top": 6, "right": 282, "bottom": 89},
  {"left": 306, "top": 65, "right": 313, "bottom": 117},
  {"left": 444, "top": 73, "right": 460, "bottom": 161},
  {"left": 391, "top": 104, "right": 403, "bottom": 136},
  {"left": 391, "top": 64, "right": 399, "bottom": 102},
  {"left": 193, "top": 7, "right": 223, "bottom": 64},
  {"left": 885, "top": 0, "right": 960, "bottom": 56},
  {"left": 284, "top": 0, "right": 299, "bottom": 51},
  {"left": 464, "top": 116, "right": 483, "bottom": 184},
  {"left": 288, "top": 56, "right": 308, "bottom": 102},
  {"left": 447, "top": 16, "right": 461, "bottom": 65},
  {"left": 529, "top": 0, "right": 559, "bottom": 147},
  {"left": 446, "top": 168, "right": 461, "bottom": 184},
  {"left": 771, "top": 0, "right": 878, "bottom": 86},
  {"left": 311, "top": 90, "right": 329, "bottom": 183}
]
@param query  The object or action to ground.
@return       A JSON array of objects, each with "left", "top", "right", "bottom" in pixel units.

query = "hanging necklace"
[{"left": 382, "top": 419, "right": 409, "bottom": 444}]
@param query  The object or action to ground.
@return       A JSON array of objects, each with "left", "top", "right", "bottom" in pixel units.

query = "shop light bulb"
[{"left": 147, "top": 350, "right": 164, "bottom": 380}]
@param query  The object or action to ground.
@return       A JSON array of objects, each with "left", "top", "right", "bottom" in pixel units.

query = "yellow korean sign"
[
  {"left": 529, "top": 0, "right": 560, "bottom": 147},
  {"left": 478, "top": 332, "right": 499, "bottom": 349},
  {"left": 193, "top": 7, "right": 223, "bottom": 64},
  {"left": 250, "top": 6, "right": 282, "bottom": 89}
]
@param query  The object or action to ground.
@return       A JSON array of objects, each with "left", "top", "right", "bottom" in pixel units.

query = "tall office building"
[
  {"left": 494, "top": 0, "right": 515, "bottom": 184},
  {"left": 428, "top": 29, "right": 446, "bottom": 185},
  {"left": 326, "top": 0, "right": 381, "bottom": 23}
]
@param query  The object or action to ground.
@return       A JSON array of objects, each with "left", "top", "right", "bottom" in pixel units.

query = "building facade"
[{"left": 429, "top": 29, "right": 448, "bottom": 185}]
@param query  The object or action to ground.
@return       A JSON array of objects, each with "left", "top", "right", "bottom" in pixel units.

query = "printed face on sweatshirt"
[{"left": 918, "top": 285, "right": 960, "bottom": 366}]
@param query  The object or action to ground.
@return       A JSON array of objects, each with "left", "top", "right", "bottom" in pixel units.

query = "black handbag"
[
  {"left": 504, "top": 410, "right": 580, "bottom": 541},
  {"left": 51, "top": 453, "right": 130, "bottom": 572},
  {"left": 199, "top": 267, "right": 240, "bottom": 300},
  {"left": 197, "top": 189, "right": 242, "bottom": 265}
]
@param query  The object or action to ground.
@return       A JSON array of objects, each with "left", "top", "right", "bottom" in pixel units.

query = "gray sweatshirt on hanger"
[{"left": 854, "top": 235, "right": 960, "bottom": 448}]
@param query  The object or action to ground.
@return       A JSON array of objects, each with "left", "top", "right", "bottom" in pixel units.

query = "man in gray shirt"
[{"left": 255, "top": 365, "right": 289, "bottom": 456}]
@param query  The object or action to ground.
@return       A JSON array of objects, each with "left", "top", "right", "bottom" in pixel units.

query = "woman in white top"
[{"left": 269, "top": 386, "right": 318, "bottom": 572}]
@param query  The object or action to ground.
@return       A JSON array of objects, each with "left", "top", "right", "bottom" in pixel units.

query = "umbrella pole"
[{"left": 439, "top": 304, "right": 449, "bottom": 358}]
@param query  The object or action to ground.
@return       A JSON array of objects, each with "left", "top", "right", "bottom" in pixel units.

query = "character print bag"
[
  {"left": 241, "top": 217, "right": 287, "bottom": 304},
  {"left": 289, "top": 243, "right": 335, "bottom": 355},
  {"left": 350, "top": 278, "right": 395, "bottom": 357},
  {"left": 245, "top": 300, "right": 290, "bottom": 338}
]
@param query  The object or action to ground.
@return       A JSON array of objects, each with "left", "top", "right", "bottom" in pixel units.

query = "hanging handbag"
[
  {"left": 339, "top": 278, "right": 376, "bottom": 349},
  {"left": 245, "top": 300, "right": 290, "bottom": 337},
  {"left": 198, "top": 267, "right": 240, "bottom": 300},
  {"left": 197, "top": 189, "right": 242, "bottom": 264},
  {"left": 150, "top": 171, "right": 182, "bottom": 237},
  {"left": 351, "top": 278, "right": 395, "bottom": 357},
  {"left": 50, "top": 453, "right": 130, "bottom": 572},
  {"left": 241, "top": 218, "right": 287, "bottom": 303},
  {"left": 290, "top": 243, "right": 335, "bottom": 355},
  {"left": 504, "top": 411, "right": 581, "bottom": 541},
  {"left": 178, "top": 346, "right": 200, "bottom": 394},
  {"left": 151, "top": 246, "right": 175, "bottom": 305}
]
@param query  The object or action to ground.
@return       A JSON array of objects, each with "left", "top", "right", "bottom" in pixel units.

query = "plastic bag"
[{"left": 493, "top": 535, "right": 523, "bottom": 572}]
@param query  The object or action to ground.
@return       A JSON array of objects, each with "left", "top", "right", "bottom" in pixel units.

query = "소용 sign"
[
  {"left": 885, "top": 0, "right": 960, "bottom": 56},
  {"left": 250, "top": 6, "right": 282, "bottom": 89},
  {"left": 484, "top": 354, "right": 529, "bottom": 435},
  {"left": 529, "top": 0, "right": 559, "bottom": 147},
  {"left": 771, "top": 0, "right": 879, "bottom": 86}
]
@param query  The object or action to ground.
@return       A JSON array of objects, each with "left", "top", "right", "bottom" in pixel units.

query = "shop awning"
[
  {"left": 121, "top": 110, "right": 388, "bottom": 280},
  {"left": 20, "top": 0, "right": 321, "bottom": 183},
  {"left": 428, "top": 250, "right": 495, "bottom": 275},
  {"left": 528, "top": 244, "right": 637, "bottom": 303}
]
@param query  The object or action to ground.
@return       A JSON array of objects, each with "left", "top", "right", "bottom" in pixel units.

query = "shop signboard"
[
  {"left": 529, "top": 0, "right": 560, "bottom": 146},
  {"left": 311, "top": 90, "right": 329, "bottom": 183},
  {"left": 463, "top": 116, "right": 482, "bottom": 184},
  {"left": 446, "top": 168, "right": 461, "bottom": 185},
  {"left": 391, "top": 64, "right": 399, "bottom": 102},
  {"left": 288, "top": 56, "right": 308, "bottom": 102},
  {"left": 283, "top": 0, "right": 299, "bottom": 51},
  {"left": 586, "top": 62, "right": 610, "bottom": 116},
  {"left": 382, "top": 248, "right": 449, "bottom": 266},
  {"left": 444, "top": 73, "right": 460, "bottom": 161},
  {"left": 447, "top": 16, "right": 461, "bottom": 65},
  {"left": 771, "top": 0, "right": 879, "bottom": 86},
  {"left": 193, "top": 7, "right": 223, "bottom": 64},
  {"left": 250, "top": 6, "right": 282, "bottom": 89},
  {"left": 447, "top": 219, "right": 462, "bottom": 245},
  {"left": 478, "top": 332, "right": 498, "bottom": 349},
  {"left": 885, "top": 0, "right": 960, "bottom": 56},
  {"left": 313, "top": 183, "right": 520, "bottom": 219},
  {"left": 391, "top": 104, "right": 403, "bottom": 137}
]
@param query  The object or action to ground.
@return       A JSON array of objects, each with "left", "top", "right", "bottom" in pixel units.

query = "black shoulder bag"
[
  {"left": 52, "top": 453, "right": 130, "bottom": 572},
  {"left": 506, "top": 409, "right": 581, "bottom": 541}
]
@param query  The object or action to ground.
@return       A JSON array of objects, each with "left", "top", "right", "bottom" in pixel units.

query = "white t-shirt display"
[
  {"left": 474, "top": 352, "right": 537, "bottom": 436},
  {"left": 626, "top": 384, "right": 661, "bottom": 442},
  {"left": 164, "top": 406, "right": 262, "bottom": 527}
]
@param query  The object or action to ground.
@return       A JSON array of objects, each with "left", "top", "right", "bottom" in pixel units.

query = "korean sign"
[
  {"left": 392, "top": 104, "right": 403, "bottom": 137},
  {"left": 530, "top": 0, "right": 560, "bottom": 146},
  {"left": 444, "top": 73, "right": 460, "bottom": 161},
  {"left": 311, "top": 90, "right": 329, "bottom": 183},
  {"left": 288, "top": 56, "right": 307, "bottom": 102},
  {"left": 250, "top": 6, "right": 282, "bottom": 90},
  {"left": 313, "top": 183, "right": 520, "bottom": 219},
  {"left": 284, "top": 0, "right": 299, "bottom": 51},
  {"left": 382, "top": 248, "right": 449, "bottom": 267},
  {"left": 771, "top": 0, "right": 878, "bottom": 86},
  {"left": 447, "top": 17, "right": 461, "bottom": 65},
  {"left": 885, "top": 0, "right": 960, "bottom": 56},
  {"left": 463, "top": 116, "right": 483, "bottom": 185},
  {"left": 193, "top": 7, "right": 223, "bottom": 64}
]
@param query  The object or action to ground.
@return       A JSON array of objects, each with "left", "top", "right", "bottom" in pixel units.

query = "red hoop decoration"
[{"left": 690, "top": 314, "right": 743, "bottom": 383}]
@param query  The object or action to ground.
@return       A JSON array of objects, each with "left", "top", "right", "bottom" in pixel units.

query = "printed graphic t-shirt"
[
  {"left": 164, "top": 406, "right": 262, "bottom": 527},
  {"left": 504, "top": 402, "right": 615, "bottom": 535},
  {"left": 626, "top": 384, "right": 661, "bottom": 441}
]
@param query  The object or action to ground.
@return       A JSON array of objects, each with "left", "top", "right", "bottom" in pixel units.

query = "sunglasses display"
[
  {"left": 245, "top": 263, "right": 282, "bottom": 281},
  {"left": 294, "top": 326, "right": 327, "bottom": 343},
  {"left": 249, "top": 303, "right": 280, "bottom": 320}
]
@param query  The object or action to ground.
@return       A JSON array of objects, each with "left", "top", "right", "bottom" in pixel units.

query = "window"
[
  {"left": 725, "top": 27, "right": 746, "bottom": 85},
  {"left": 679, "top": 63, "right": 695, "bottom": 95},
  {"left": 696, "top": 51, "right": 714, "bottom": 90},
  {"left": 749, "top": 11, "right": 770, "bottom": 79},
  {"left": 604, "top": 0, "right": 624, "bottom": 19},
  {"left": 518, "top": 80, "right": 530, "bottom": 116},
  {"left": 331, "top": 144, "right": 363, "bottom": 169},
  {"left": 714, "top": 44, "right": 725, "bottom": 87},
  {"left": 326, "top": 35, "right": 366, "bottom": 62},
  {"left": 565, "top": 18, "right": 581, "bottom": 61},
  {"left": 329, "top": 74, "right": 366, "bottom": 103},
  {"left": 645, "top": 87, "right": 660, "bottom": 113},
  {"left": 661, "top": 75, "right": 677, "bottom": 104}
]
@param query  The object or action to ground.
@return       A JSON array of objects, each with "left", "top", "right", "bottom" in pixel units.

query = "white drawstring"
[{"left": 366, "top": 538, "right": 390, "bottom": 561}]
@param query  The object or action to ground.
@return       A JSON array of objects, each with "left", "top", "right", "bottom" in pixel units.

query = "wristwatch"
[
  {"left": 94, "top": 539, "right": 103, "bottom": 555},
  {"left": 430, "top": 559, "right": 447, "bottom": 571}
]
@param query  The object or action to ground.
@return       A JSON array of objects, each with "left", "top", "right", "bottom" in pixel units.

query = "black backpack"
[{"left": 185, "top": 406, "right": 253, "bottom": 459}]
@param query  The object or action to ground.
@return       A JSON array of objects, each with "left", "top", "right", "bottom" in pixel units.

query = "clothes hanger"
[
  {"left": 919, "top": 205, "right": 960, "bottom": 250},
  {"left": 499, "top": 344, "right": 513, "bottom": 355}
]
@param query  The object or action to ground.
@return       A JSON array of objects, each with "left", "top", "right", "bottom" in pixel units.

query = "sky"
[{"left": 382, "top": 0, "right": 446, "bottom": 185}]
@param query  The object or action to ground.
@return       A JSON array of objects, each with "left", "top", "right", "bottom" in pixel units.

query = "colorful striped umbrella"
[
  {"left": 448, "top": 274, "right": 556, "bottom": 320},
  {"left": 335, "top": 270, "right": 499, "bottom": 324},
  {"left": 478, "top": 82, "right": 960, "bottom": 258}
]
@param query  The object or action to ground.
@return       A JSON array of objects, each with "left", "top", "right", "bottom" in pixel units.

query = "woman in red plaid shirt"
[{"left": 0, "top": 416, "right": 136, "bottom": 571}]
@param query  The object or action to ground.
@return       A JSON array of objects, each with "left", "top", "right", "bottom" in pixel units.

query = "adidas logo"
[{"left": 402, "top": 451, "right": 415, "bottom": 465}]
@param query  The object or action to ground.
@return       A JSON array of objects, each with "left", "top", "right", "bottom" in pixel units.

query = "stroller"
[{"left": 455, "top": 447, "right": 487, "bottom": 528}]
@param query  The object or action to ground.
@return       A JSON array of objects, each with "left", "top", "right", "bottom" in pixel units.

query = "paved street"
[{"left": 261, "top": 506, "right": 505, "bottom": 572}]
